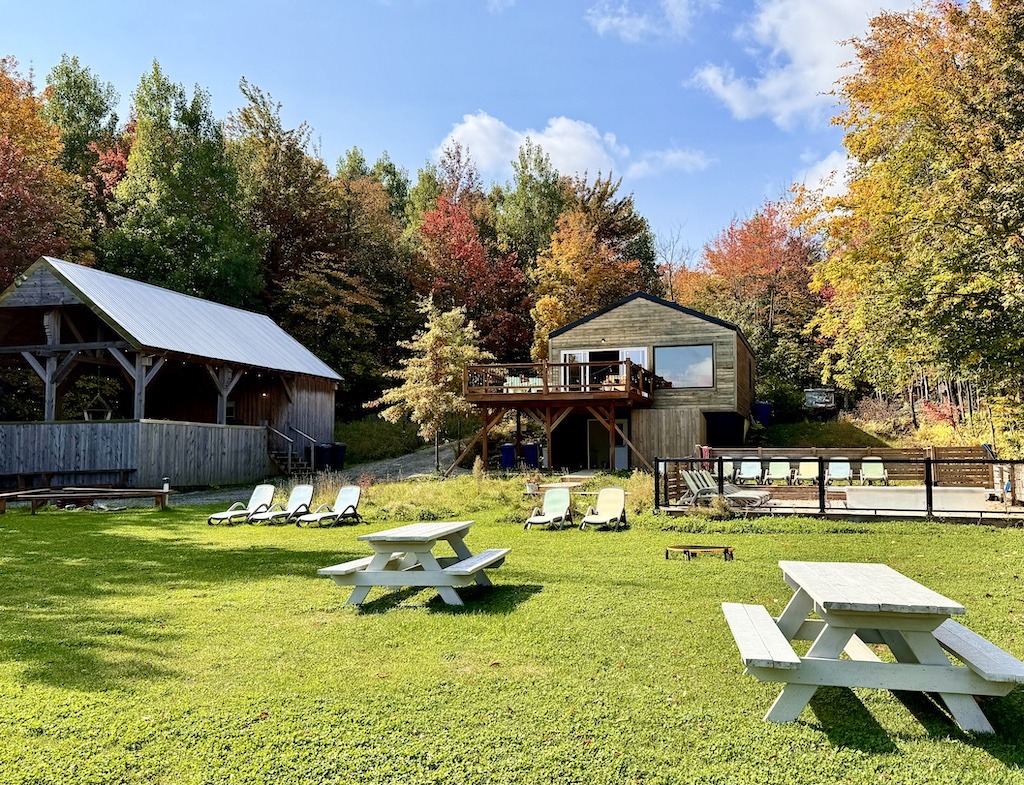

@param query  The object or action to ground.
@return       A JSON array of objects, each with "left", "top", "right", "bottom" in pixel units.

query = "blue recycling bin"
[
  {"left": 521, "top": 442, "right": 539, "bottom": 469},
  {"left": 752, "top": 401, "right": 773, "bottom": 426},
  {"left": 498, "top": 443, "right": 516, "bottom": 470}
]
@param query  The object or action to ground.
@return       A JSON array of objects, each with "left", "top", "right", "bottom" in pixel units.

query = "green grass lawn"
[
  {"left": 2, "top": 476, "right": 1023, "bottom": 784},
  {"left": 758, "top": 420, "right": 891, "bottom": 448}
]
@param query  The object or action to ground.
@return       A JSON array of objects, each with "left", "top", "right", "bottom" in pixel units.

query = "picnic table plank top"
[
  {"left": 779, "top": 561, "right": 964, "bottom": 616},
  {"left": 358, "top": 521, "right": 473, "bottom": 543}
]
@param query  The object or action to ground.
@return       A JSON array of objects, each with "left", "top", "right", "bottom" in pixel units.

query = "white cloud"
[
  {"left": 585, "top": 0, "right": 705, "bottom": 42},
  {"left": 693, "top": 0, "right": 916, "bottom": 128},
  {"left": 487, "top": 0, "right": 515, "bottom": 11},
  {"left": 626, "top": 147, "right": 711, "bottom": 179},
  {"left": 437, "top": 110, "right": 709, "bottom": 181},
  {"left": 796, "top": 149, "right": 849, "bottom": 197}
]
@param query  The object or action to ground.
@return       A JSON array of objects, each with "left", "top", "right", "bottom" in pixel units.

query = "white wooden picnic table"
[
  {"left": 317, "top": 521, "right": 509, "bottom": 607},
  {"left": 723, "top": 561, "right": 1024, "bottom": 733}
]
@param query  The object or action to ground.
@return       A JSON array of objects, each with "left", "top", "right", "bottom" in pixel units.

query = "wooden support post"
[
  {"left": 608, "top": 406, "right": 616, "bottom": 470},
  {"left": 545, "top": 406, "right": 553, "bottom": 470},
  {"left": 446, "top": 408, "right": 507, "bottom": 475},
  {"left": 44, "top": 356, "right": 57, "bottom": 421},
  {"left": 482, "top": 407, "right": 490, "bottom": 468}
]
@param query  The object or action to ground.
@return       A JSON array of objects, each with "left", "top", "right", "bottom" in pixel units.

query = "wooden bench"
[
  {"left": 442, "top": 548, "right": 510, "bottom": 576},
  {"left": 722, "top": 602, "right": 802, "bottom": 670},
  {"left": 666, "top": 545, "right": 734, "bottom": 561},
  {"left": 934, "top": 619, "right": 1024, "bottom": 683},
  {"left": 318, "top": 553, "right": 405, "bottom": 577}
]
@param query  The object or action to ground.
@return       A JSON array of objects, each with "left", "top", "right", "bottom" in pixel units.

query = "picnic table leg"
[
  {"left": 775, "top": 588, "right": 814, "bottom": 639},
  {"left": 346, "top": 551, "right": 404, "bottom": 606},
  {"left": 896, "top": 631, "right": 996, "bottom": 734},
  {"left": 445, "top": 534, "right": 493, "bottom": 588},
  {"left": 415, "top": 549, "right": 465, "bottom": 606},
  {"left": 765, "top": 624, "right": 854, "bottom": 723}
]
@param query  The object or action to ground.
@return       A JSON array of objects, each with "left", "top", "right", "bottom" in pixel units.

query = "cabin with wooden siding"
[
  {"left": 0, "top": 257, "right": 340, "bottom": 488},
  {"left": 462, "top": 292, "right": 755, "bottom": 471}
]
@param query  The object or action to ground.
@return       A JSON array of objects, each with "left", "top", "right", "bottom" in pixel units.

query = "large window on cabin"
[{"left": 654, "top": 345, "right": 714, "bottom": 388}]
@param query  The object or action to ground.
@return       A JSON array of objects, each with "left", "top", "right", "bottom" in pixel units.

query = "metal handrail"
[
  {"left": 264, "top": 423, "right": 295, "bottom": 474},
  {"left": 289, "top": 425, "right": 318, "bottom": 472}
]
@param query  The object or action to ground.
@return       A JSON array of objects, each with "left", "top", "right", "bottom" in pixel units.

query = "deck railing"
[
  {"left": 465, "top": 360, "right": 666, "bottom": 400},
  {"left": 654, "top": 454, "right": 1024, "bottom": 521}
]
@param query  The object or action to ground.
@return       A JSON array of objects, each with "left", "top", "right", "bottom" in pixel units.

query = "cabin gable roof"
[{"left": 549, "top": 291, "right": 753, "bottom": 356}]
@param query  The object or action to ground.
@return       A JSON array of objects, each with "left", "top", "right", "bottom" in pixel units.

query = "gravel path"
[{"left": 5, "top": 444, "right": 469, "bottom": 511}]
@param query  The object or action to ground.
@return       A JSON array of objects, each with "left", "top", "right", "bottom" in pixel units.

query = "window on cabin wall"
[
  {"left": 560, "top": 348, "right": 647, "bottom": 389},
  {"left": 654, "top": 345, "right": 715, "bottom": 388}
]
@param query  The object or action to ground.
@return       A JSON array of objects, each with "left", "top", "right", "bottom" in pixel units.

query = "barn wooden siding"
[
  {"left": 234, "top": 375, "right": 335, "bottom": 449},
  {"left": 0, "top": 420, "right": 270, "bottom": 487}
]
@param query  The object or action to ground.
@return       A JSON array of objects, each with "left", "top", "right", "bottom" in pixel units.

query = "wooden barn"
[
  {"left": 0, "top": 257, "right": 341, "bottom": 488},
  {"left": 463, "top": 292, "right": 755, "bottom": 471}
]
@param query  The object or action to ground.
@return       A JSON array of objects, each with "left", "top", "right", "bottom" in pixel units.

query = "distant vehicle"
[{"left": 803, "top": 388, "right": 837, "bottom": 417}]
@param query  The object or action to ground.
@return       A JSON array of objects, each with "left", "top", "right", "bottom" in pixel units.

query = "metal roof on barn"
[{"left": 1, "top": 257, "right": 341, "bottom": 381}]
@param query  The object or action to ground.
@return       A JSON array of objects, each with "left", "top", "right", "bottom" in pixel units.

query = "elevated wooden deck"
[{"left": 464, "top": 361, "right": 664, "bottom": 409}]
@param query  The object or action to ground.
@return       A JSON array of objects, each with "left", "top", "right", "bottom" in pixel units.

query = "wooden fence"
[
  {"left": 0, "top": 420, "right": 270, "bottom": 488},
  {"left": 700, "top": 446, "right": 991, "bottom": 487}
]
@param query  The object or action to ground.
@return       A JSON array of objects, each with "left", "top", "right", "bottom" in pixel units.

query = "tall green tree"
[
  {"left": 42, "top": 55, "right": 118, "bottom": 180},
  {"left": 101, "top": 62, "right": 263, "bottom": 304},
  {"left": 494, "top": 138, "right": 565, "bottom": 270}
]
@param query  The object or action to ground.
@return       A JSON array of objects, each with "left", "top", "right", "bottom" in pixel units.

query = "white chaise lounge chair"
[
  {"left": 525, "top": 488, "right": 573, "bottom": 530},
  {"left": 248, "top": 484, "right": 313, "bottom": 525},
  {"left": 295, "top": 485, "right": 362, "bottom": 527},
  {"left": 207, "top": 484, "right": 275, "bottom": 525},
  {"left": 580, "top": 487, "right": 627, "bottom": 531}
]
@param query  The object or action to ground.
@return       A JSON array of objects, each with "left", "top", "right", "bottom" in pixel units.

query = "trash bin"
[
  {"left": 307, "top": 443, "right": 332, "bottom": 472},
  {"left": 498, "top": 443, "right": 516, "bottom": 470},
  {"left": 752, "top": 401, "right": 773, "bottom": 426},
  {"left": 332, "top": 442, "right": 347, "bottom": 470},
  {"left": 521, "top": 442, "right": 539, "bottom": 469}
]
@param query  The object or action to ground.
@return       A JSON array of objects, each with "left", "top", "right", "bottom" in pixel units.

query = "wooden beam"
[
  {"left": 0, "top": 340, "right": 131, "bottom": 354},
  {"left": 107, "top": 347, "right": 135, "bottom": 377},
  {"left": 279, "top": 376, "right": 294, "bottom": 403},
  {"left": 20, "top": 351, "right": 46, "bottom": 381},
  {"left": 44, "top": 356, "right": 57, "bottom": 420},
  {"left": 585, "top": 404, "right": 653, "bottom": 472},
  {"left": 446, "top": 407, "right": 507, "bottom": 475},
  {"left": 52, "top": 350, "right": 80, "bottom": 386},
  {"left": 144, "top": 357, "right": 166, "bottom": 387}
]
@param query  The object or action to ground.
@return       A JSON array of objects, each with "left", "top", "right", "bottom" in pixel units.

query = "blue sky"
[{"left": 7, "top": 0, "right": 912, "bottom": 257}]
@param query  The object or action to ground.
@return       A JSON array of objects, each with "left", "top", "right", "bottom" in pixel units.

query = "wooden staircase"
[{"left": 268, "top": 449, "right": 312, "bottom": 477}]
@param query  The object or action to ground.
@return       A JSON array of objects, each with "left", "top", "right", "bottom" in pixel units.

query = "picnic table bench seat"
[
  {"left": 722, "top": 602, "right": 802, "bottom": 670},
  {"left": 442, "top": 548, "right": 510, "bottom": 576},
  {"left": 318, "top": 553, "right": 406, "bottom": 577},
  {"left": 935, "top": 619, "right": 1024, "bottom": 683}
]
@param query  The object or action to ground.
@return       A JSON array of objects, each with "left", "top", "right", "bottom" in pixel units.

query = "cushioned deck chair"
[
  {"left": 248, "top": 484, "right": 313, "bottom": 525},
  {"left": 688, "top": 470, "right": 770, "bottom": 507},
  {"left": 762, "top": 457, "right": 791, "bottom": 485},
  {"left": 735, "top": 458, "right": 762, "bottom": 484},
  {"left": 826, "top": 457, "right": 853, "bottom": 486},
  {"left": 207, "top": 484, "right": 274, "bottom": 525},
  {"left": 859, "top": 457, "right": 888, "bottom": 486},
  {"left": 713, "top": 456, "right": 735, "bottom": 483},
  {"left": 696, "top": 470, "right": 771, "bottom": 506},
  {"left": 580, "top": 487, "right": 627, "bottom": 530},
  {"left": 525, "top": 488, "right": 573, "bottom": 529},
  {"left": 296, "top": 485, "right": 361, "bottom": 527},
  {"left": 792, "top": 458, "right": 820, "bottom": 485}
]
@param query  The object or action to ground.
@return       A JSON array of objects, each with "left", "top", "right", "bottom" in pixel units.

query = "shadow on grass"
[
  {"left": 355, "top": 583, "right": 543, "bottom": 615},
  {"left": 0, "top": 511, "right": 361, "bottom": 692},
  {"left": 809, "top": 686, "right": 1024, "bottom": 765},
  {"left": 807, "top": 687, "right": 899, "bottom": 753}
]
